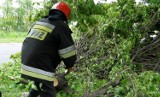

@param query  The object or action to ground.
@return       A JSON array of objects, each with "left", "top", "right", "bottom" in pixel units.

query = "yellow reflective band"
[
  {"left": 33, "top": 25, "right": 52, "bottom": 33},
  {"left": 58, "top": 45, "right": 76, "bottom": 54},
  {"left": 36, "top": 22, "right": 55, "bottom": 29},
  {"left": 21, "top": 69, "right": 56, "bottom": 81},
  {"left": 60, "top": 50, "right": 76, "bottom": 58}
]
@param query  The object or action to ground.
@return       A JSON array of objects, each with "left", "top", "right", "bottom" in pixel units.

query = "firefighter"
[{"left": 21, "top": 2, "right": 77, "bottom": 97}]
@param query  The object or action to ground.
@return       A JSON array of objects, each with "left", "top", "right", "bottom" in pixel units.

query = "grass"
[{"left": 0, "top": 32, "right": 27, "bottom": 43}]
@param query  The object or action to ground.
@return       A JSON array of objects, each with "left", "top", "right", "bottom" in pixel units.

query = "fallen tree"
[{"left": 82, "top": 78, "right": 120, "bottom": 97}]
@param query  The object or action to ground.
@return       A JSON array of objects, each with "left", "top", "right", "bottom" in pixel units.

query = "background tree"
[
  {"left": 14, "top": 0, "right": 33, "bottom": 32},
  {"left": 0, "top": 0, "right": 37, "bottom": 32},
  {"left": 1, "top": 0, "right": 14, "bottom": 32}
]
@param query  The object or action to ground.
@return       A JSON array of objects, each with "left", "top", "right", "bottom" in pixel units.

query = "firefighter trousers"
[{"left": 27, "top": 81, "right": 56, "bottom": 97}]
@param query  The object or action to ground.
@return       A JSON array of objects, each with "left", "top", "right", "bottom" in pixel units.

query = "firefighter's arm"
[{"left": 56, "top": 22, "right": 77, "bottom": 72}]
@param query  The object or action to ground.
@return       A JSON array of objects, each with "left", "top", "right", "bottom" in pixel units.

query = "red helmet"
[{"left": 51, "top": 2, "right": 71, "bottom": 20}]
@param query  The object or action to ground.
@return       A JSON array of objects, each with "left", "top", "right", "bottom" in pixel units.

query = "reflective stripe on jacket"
[
  {"left": 58, "top": 45, "right": 76, "bottom": 58},
  {"left": 21, "top": 65, "right": 56, "bottom": 81}
]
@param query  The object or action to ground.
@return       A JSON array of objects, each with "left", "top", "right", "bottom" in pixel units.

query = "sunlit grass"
[{"left": 0, "top": 32, "right": 27, "bottom": 43}]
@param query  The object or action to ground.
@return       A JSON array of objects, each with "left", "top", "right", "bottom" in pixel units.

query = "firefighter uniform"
[{"left": 21, "top": 10, "right": 77, "bottom": 97}]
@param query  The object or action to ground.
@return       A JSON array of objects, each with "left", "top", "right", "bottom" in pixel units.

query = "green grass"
[{"left": 0, "top": 32, "right": 27, "bottom": 43}]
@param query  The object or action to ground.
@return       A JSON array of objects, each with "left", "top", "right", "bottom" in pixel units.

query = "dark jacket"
[{"left": 21, "top": 11, "right": 77, "bottom": 84}]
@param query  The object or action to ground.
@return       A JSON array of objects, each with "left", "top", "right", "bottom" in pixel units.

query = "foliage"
[
  {"left": 0, "top": 52, "right": 31, "bottom": 97},
  {"left": 109, "top": 65, "right": 160, "bottom": 97},
  {"left": 29, "top": 0, "right": 55, "bottom": 22},
  {"left": 71, "top": 0, "right": 160, "bottom": 96},
  {"left": 0, "top": 0, "right": 42, "bottom": 32}
]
